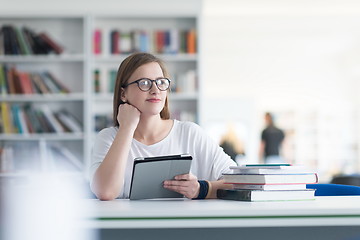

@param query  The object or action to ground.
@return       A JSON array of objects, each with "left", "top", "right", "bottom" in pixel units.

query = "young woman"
[{"left": 90, "top": 52, "right": 236, "bottom": 200}]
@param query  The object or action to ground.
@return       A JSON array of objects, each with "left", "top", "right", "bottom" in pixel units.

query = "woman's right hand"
[{"left": 117, "top": 103, "right": 141, "bottom": 131}]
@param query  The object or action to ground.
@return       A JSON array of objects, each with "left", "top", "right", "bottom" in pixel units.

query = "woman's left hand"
[{"left": 163, "top": 173, "right": 200, "bottom": 199}]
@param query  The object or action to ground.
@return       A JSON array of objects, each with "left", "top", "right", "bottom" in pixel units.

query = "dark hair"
[
  {"left": 113, "top": 52, "right": 171, "bottom": 126},
  {"left": 265, "top": 112, "right": 274, "bottom": 126}
]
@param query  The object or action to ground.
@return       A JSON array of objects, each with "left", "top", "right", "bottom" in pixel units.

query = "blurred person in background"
[{"left": 259, "top": 112, "right": 285, "bottom": 164}]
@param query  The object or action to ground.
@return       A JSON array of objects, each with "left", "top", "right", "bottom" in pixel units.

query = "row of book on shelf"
[
  {"left": 0, "top": 25, "right": 64, "bottom": 55},
  {"left": 93, "top": 68, "right": 197, "bottom": 94},
  {"left": 93, "top": 28, "right": 196, "bottom": 55},
  {"left": 0, "top": 102, "right": 82, "bottom": 134},
  {"left": 171, "top": 70, "right": 197, "bottom": 93},
  {"left": 217, "top": 164, "right": 318, "bottom": 201},
  {"left": 0, "top": 142, "right": 82, "bottom": 173},
  {"left": 93, "top": 68, "right": 116, "bottom": 94},
  {"left": 0, "top": 64, "right": 70, "bottom": 95}
]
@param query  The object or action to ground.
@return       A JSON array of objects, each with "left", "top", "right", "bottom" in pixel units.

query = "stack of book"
[{"left": 217, "top": 164, "right": 318, "bottom": 202}]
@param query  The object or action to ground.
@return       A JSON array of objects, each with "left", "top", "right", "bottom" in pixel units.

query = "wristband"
[
  {"left": 205, "top": 180, "right": 212, "bottom": 198},
  {"left": 193, "top": 180, "right": 209, "bottom": 200}
]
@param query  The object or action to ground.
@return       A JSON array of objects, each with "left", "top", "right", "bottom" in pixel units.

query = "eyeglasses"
[{"left": 122, "top": 78, "right": 171, "bottom": 92}]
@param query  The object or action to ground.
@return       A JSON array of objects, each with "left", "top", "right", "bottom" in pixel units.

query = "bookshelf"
[
  {"left": 0, "top": 15, "right": 87, "bottom": 176},
  {"left": 0, "top": 13, "right": 201, "bottom": 179}
]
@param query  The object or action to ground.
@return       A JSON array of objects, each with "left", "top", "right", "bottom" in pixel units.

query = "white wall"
[
  {"left": 201, "top": 0, "right": 360, "bottom": 174},
  {"left": 0, "top": 0, "right": 201, "bottom": 15}
]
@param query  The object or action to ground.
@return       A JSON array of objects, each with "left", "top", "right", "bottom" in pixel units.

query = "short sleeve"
[
  {"left": 89, "top": 127, "right": 117, "bottom": 185},
  {"left": 183, "top": 122, "right": 236, "bottom": 180}
]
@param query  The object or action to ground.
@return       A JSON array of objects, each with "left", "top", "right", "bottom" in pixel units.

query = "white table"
[{"left": 83, "top": 196, "right": 360, "bottom": 240}]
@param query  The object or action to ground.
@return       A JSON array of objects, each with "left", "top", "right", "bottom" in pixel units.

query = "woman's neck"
[{"left": 134, "top": 115, "right": 172, "bottom": 145}]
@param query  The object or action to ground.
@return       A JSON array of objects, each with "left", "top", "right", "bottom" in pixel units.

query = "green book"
[
  {"left": 15, "top": 27, "right": 31, "bottom": 55},
  {"left": 108, "top": 69, "right": 117, "bottom": 93}
]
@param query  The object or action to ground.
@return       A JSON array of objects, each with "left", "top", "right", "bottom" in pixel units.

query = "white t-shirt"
[{"left": 90, "top": 120, "right": 236, "bottom": 198}]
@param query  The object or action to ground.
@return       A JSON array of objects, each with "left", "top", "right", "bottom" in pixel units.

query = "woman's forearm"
[
  {"left": 206, "top": 179, "right": 233, "bottom": 199},
  {"left": 91, "top": 128, "right": 134, "bottom": 200}
]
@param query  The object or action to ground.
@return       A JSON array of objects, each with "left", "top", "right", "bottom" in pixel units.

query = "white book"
[
  {"left": 18, "top": 107, "right": 29, "bottom": 134},
  {"left": 40, "top": 105, "right": 64, "bottom": 133},
  {"left": 230, "top": 164, "right": 311, "bottom": 174},
  {"left": 169, "top": 29, "right": 179, "bottom": 54},
  {"left": 120, "top": 31, "right": 132, "bottom": 53},
  {"left": 0, "top": 146, "right": 14, "bottom": 172},
  {"left": 232, "top": 183, "right": 307, "bottom": 191},
  {"left": 223, "top": 173, "right": 318, "bottom": 185},
  {"left": 56, "top": 110, "right": 82, "bottom": 133}
]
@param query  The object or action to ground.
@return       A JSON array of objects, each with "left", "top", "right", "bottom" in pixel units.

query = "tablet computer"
[{"left": 129, "top": 154, "right": 192, "bottom": 200}]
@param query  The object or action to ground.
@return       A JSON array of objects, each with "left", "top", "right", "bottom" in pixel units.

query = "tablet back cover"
[{"left": 129, "top": 156, "right": 192, "bottom": 200}]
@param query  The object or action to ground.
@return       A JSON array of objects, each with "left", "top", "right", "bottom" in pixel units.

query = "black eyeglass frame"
[{"left": 122, "top": 78, "right": 171, "bottom": 92}]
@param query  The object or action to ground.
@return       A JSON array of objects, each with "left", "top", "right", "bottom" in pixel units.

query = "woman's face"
[{"left": 122, "top": 62, "right": 168, "bottom": 117}]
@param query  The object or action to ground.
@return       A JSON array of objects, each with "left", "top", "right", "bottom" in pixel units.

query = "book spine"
[
  {"left": 108, "top": 69, "right": 117, "bottom": 93},
  {"left": 93, "top": 29, "right": 102, "bottom": 55},
  {"left": 21, "top": 107, "right": 34, "bottom": 133},
  {"left": 56, "top": 110, "right": 82, "bottom": 132},
  {"left": 2, "top": 26, "right": 13, "bottom": 55},
  {"left": 187, "top": 29, "right": 196, "bottom": 54},
  {"left": 93, "top": 69, "right": 101, "bottom": 93},
  {"left": 12, "top": 68, "right": 23, "bottom": 94},
  {"left": 119, "top": 31, "right": 132, "bottom": 54},
  {"left": 15, "top": 28, "right": 30, "bottom": 55},
  {"left": 110, "top": 30, "right": 119, "bottom": 54},
  {"left": 40, "top": 72, "right": 60, "bottom": 93},
  {"left": 18, "top": 72, "right": 34, "bottom": 94},
  {"left": 44, "top": 72, "right": 70, "bottom": 94},
  {"left": 0, "top": 27, "right": 4, "bottom": 55},
  {"left": 1, "top": 102, "right": 14, "bottom": 134},
  {"left": 38, "top": 32, "right": 64, "bottom": 54},
  {"left": 11, "top": 104, "right": 23, "bottom": 134},
  {"left": 217, "top": 189, "right": 251, "bottom": 201},
  {"left": 31, "top": 73, "right": 50, "bottom": 94},
  {"left": 24, "top": 105, "right": 42, "bottom": 133},
  {"left": 22, "top": 27, "right": 37, "bottom": 54},
  {"left": 0, "top": 64, "right": 7, "bottom": 95},
  {"left": 34, "top": 109, "right": 54, "bottom": 133},
  {"left": 40, "top": 105, "right": 64, "bottom": 133},
  {"left": 0, "top": 145, "right": 14, "bottom": 173}
]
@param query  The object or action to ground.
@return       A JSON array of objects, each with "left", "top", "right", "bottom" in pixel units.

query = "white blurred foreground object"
[{"left": 2, "top": 173, "right": 96, "bottom": 240}]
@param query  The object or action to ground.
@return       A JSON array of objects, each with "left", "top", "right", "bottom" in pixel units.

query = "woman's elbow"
[
  {"left": 96, "top": 193, "right": 117, "bottom": 201},
  {"left": 91, "top": 184, "right": 119, "bottom": 201}
]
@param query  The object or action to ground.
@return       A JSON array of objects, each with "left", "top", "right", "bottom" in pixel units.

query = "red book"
[
  {"left": 111, "top": 30, "right": 120, "bottom": 54},
  {"left": 18, "top": 72, "right": 34, "bottom": 94},
  {"left": 11, "top": 68, "right": 23, "bottom": 94},
  {"left": 93, "top": 29, "right": 102, "bottom": 54},
  {"left": 156, "top": 31, "right": 164, "bottom": 54},
  {"left": 6, "top": 67, "right": 16, "bottom": 94},
  {"left": 38, "top": 32, "right": 64, "bottom": 54}
]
